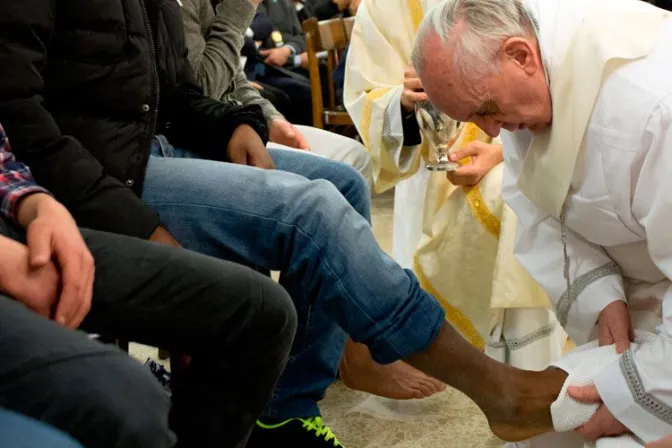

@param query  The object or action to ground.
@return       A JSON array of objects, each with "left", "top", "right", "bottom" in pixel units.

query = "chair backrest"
[{"left": 303, "top": 17, "right": 354, "bottom": 129}]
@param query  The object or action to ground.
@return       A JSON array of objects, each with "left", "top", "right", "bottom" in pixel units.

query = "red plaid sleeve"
[{"left": 0, "top": 123, "right": 49, "bottom": 222}]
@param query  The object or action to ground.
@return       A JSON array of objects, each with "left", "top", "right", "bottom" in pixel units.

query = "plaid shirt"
[{"left": 0, "top": 124, "right": 49, "bottom": 222}]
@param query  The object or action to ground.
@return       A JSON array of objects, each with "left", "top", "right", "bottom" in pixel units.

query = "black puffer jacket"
[{"left": 0, "top": 0, "right": 268, "bottom": 238}]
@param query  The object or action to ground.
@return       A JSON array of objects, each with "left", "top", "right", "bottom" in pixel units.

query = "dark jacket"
[
  {"left": 258, "top": 0, "right": 306, "bottom": 54},
  {"left": 303, "top": 0, "right": 350, "bottom": 20},
  {"left": 0, "top": 0, "right": 268, "bottom": 239}
]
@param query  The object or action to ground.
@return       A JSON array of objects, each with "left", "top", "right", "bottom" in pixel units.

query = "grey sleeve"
[
  {"left": 181, "top": 0, "right": 257, "bottom": 100},
  {"left": 230, "top": 67, "right": 284, "bottom": 122}
]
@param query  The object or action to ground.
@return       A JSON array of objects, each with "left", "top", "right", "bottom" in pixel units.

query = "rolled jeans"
[
  {"left": 142, "top": 136, "right": 446, "bottom": 419},
  {"left": 0, "top": 409, "right": 84, "bottom": 448},
  {"left": 0, "top": 219, "right": 297, "bottom": 448}
]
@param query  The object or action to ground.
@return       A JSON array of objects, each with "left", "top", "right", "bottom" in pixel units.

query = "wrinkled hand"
[
  {"left": 227, "top": 124, "right": 276, "bottom": 169},
  {"left": 269, "top": 119, "right": 310, "bottom": 150},
  {"left": 648, "top": 435, "right": 672, "bottom": 448},
  {"left": 0, "top": 235, "right": 60, "bottom": 318},
  {"left": 598, "top": 301, "right": 634, "bottom": 354},
  {"left": 401, "top": 64, "right": 428, "bottom": 112},
  {"left": 446, "top": 141, "right": 502, "bottom": 186},
  {"left": 260, "top": 47, "right": 292, "bottom": 67},
  {"left": 16, "top": 193, "right": 94, "bottom": 328},
  {"left": 568, "top": 384, "right": 629, "bottom": 441},
  {"left": 349, "top": 0, "right": 361, "bottom": 15}
]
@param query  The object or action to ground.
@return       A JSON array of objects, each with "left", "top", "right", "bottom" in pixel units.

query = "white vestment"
[
  {"left": 345, "top": 0, "right": 566, "bottom": 369},
  {"left": 502, "top": 0, "right": 672, "bottom": 444}
]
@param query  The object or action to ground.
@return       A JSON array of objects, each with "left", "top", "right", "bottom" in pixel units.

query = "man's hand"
[
  {"left": 16, "top": 193, "right": 94, "bottom": 329},
  {"left": 299, "top": 52, "right": 309, "bottom": 69},
  {"left": 250, "top": 81, "right": 265, "bottom": 90},
  {"left": 269, "top": 119, "right": 310, "bottom": 150},
  {"left": 648, "top": 435, "right": 672, "bottom": 448},
  {"left": 598, "top": 301, "right": 634, "bottom": 354},
  {"left": 260, "top": 47, "right": 292, "bottom": 67},
  {"left": 149, "top": 226, "right": 181, "bottom": 247},
  {"left": 401, "top": 64, "right": 428, "bottom": 112},
  {"left": 568, "top": 385, "right": 630, "bottom": 441},
  {"left": 446, "top": 142, "right": 503, "bottom": 186},
  {"left": 0, "top": 235, "right": 60, "bottom": 318},
  {"left": 247, "top": 0, "right": 263, "bottom": 6},
  {"left": 227, "top": 124, "right": 276, "bottom": 169}
]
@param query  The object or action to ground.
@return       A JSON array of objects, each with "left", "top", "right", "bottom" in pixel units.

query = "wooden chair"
[{"left": 302, "top": 17, "right": 355, "bottom": 130}]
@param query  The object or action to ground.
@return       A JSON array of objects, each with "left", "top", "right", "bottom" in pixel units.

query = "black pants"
[{"left": 0, "top": 220, "right": 297, "bottom": 448}]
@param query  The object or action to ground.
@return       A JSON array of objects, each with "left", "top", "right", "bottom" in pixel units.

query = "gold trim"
[
  {"left": 413, "top": 259, "right": 486, "bottom": 350},
  {"left": 407, "top": 0, "right": 425, "bottom": 32},
  {"left": 360, "top": 88, "right": 393, "bottom": 149}
]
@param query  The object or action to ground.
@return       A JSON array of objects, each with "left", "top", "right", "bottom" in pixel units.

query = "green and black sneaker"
[{"left": 247, "top": 416, "right": 344, "bottom": 447}]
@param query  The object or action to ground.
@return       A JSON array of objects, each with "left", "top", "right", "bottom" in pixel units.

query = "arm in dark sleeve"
[
  {"left": 0, "top": 0, "right": 160, "bottom": 238},
  {"left": 161, "top": 81, "right": 269, "bottom": 161},
  {"left": 401, "top": 104, "right": 422, "bottom": 147}
]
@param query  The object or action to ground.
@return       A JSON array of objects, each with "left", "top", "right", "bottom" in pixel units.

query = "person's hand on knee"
[
  {"left": 227, "top": 124, "right": 276, "bottom": 169},
  {"left": 16, "top": 193, "right": 95, "bottom": 329},
  {"left": 269, "top": 119, "right": 310, "bottom": 150}
]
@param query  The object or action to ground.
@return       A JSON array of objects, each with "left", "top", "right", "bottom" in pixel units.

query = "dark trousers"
[{"left": 0, "top": 220, "right": 297, "bottom": 448}]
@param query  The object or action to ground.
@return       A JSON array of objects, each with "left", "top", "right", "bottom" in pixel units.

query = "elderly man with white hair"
[{"left": 414, "top": 0, "right": 672, "bottom": 446}]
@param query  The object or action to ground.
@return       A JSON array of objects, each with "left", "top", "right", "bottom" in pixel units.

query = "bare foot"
[
  {"left": 485, "top": 367, "right": 568, "bottom": 442},
  {"left": 340, "top": 340, "right": 446, "bottom": 400}
]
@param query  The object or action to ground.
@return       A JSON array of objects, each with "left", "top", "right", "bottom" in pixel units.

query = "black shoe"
[{"left": 247, "top": 417, "right": 344, "bottom": 447}]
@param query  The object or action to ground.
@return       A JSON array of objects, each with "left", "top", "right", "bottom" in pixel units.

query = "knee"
[
  {"left": 254, "top": 276, "right": 298, "bottom": 350},
  {"left": 56, "top": 352, "right": 175, "bottom": 448}
]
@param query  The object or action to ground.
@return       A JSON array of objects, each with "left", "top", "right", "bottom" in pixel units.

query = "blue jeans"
[
  {"left": 142, "top": 136, "right": 445, "bottom": 418},
  {"left": 0, "top": 409, "right": 83, "bottom": 448}
]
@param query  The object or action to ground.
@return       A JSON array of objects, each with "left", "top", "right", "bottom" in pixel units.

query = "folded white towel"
[{"left": 549, "top": 331, "right": 657, "bottom": 448}]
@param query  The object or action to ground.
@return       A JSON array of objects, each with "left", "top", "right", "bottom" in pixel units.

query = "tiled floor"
[{"left": 131, "top": 189, "right": 501, "bottom": 447}]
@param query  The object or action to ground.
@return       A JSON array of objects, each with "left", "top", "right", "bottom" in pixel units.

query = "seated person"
[
  {"left": 343, "top": 0, "right": 566, "bottom": 399},
  {"left": 0, "top": 124, "right": 296, "bottom": 447},
  {"left": 0, "top": 0, "right": 569, "bottom": 446},
  {"left": 182, "top": 0, "right": 371, "bottom": 181},
  {"left": 297, "top": 0, "right": 360, "bottom": 20}
]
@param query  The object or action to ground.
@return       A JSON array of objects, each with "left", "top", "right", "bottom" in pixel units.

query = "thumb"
[
  {"left": 568, "top": 384, "right": 601, "bottom": 403},
  {"left": 449, "top": 143, "right": 479, "bottom": 162},
  {"left": 611, "top": 323, "right": 632, "bottom": 354},
  {"left": 26, "top": 221, "right": 53, "bottom": 268},
  {"left": 259, "top": 49, "right": 270, "bottom": 55}
]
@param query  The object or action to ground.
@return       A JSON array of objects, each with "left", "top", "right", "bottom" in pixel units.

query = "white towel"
[{"left": 549, "top": 331, "right": 657, "bottom": 448}]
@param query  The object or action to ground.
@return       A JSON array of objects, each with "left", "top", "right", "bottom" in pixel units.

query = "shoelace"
[{"left": 299, "top": 417, "right": 343, "bottom": 447}]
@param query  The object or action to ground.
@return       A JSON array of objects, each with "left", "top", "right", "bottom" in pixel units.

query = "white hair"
[{"left": 412, "top": 0, "right": 536, "bottom": 80}]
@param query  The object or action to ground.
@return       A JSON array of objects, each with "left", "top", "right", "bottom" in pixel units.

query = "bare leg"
[
  {"left": 340, "top": 338, "right": 446, "bottom": 399},
  {"left": 406, "top": 323, "right": 567, "bottom": 442}
]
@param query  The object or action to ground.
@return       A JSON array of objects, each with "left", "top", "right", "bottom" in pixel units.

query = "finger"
[
  {"left": 447, "top": 166, "right": 479, "bottom": 186},
  {"left": 26, "top": 221, "right": 54, "bottom": 268},
  {"left": 251, "top": 151, "right": 276, "bottom": 170},
  {"left": 611, "top": 323, "right": 632, "bottom": 354},
  {"left": 259, "top": 49, "right": 270, "bottom": 56},
  {"left": 449, "top": 143, "right": 481, "bottom": 161},
  {"left": 404, "top": 66, "right": 418, "bottom": 79},
  {"left": 54, "top": 261, "right": 83, "bottom": 328},
  {"left": 568, "top": 384, "right": 601, "bottom": 403},
  {"left": 228, "top": 148, "right": 247, "bottom": 165},
  {"left": 296, "top": 134, "right": 310, "bottom": 150},
  {"left": 70, "top": 255, "right": 94, "bottom": 329},
  {"left": 406, "top": 91, "right": 428, "bottom": 104},
  {"left": 647, "top": 435, "right": 672, "bottom": 448},
  {"left": 404, "top": 78, "right": 423, "bottom": 91},
  {"left": 599, "top": 318, "right": 614, "bottom": 346}
]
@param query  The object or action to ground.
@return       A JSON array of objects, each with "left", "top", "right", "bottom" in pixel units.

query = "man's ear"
[{"left": 502, "top": 37, "right": 538, "bottom": 75}]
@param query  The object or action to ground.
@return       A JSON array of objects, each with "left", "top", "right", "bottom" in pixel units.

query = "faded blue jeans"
[
  {"left": 0, "top": 409, "right": 83, "bottom": 448},
  {"left": 142, "top": 136, "right": 445, "bottom": 418}
]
